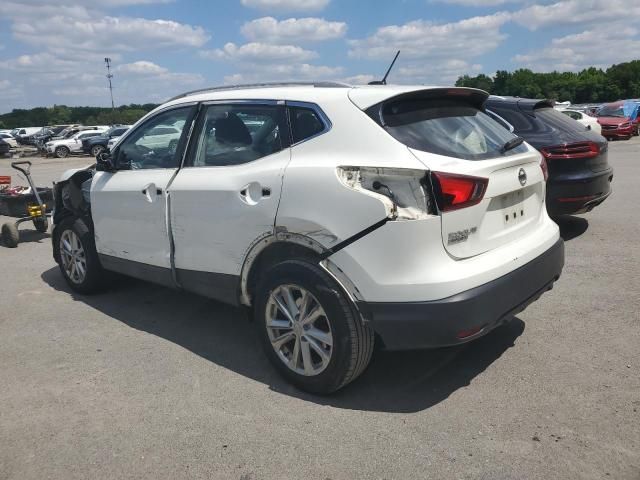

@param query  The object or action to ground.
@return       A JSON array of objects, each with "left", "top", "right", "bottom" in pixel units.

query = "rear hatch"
[{"left": 357, "top": 87, "right": 546, "bottom": 259}]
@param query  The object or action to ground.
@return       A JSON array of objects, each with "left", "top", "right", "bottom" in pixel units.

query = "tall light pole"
[{"left": 104, "top": 57, "right": 115, "bottom": 112}]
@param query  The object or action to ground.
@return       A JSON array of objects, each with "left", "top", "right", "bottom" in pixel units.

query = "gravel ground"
[{"left": 1, "top": 142, "right": 638, "bottom": 480}]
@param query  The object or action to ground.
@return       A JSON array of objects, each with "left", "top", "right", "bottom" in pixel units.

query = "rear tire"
[
  {"left": 2, "top": 223, "right": 19, "bottom": 248},
  {"left": 254, "top": 259, "right": 374, "bottom": 394},
  {"left": 53, "top": 217, "right": 106, "bottom": 294}
]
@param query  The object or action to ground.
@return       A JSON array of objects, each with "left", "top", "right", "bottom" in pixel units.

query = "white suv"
[
  {"left": 46, "top": 128, "right": 109, "bottom": 158},
  {"left": 51, "top": 83, "right": 564, "bottom": 393}
]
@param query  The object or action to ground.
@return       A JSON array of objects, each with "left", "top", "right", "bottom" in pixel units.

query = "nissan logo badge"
[{"left": 518, "top": 168, "right": 527, "bottom": 186}]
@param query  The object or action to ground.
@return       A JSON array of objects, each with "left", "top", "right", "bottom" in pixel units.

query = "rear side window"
[
  {"left": 371, "top": 97, "right": 527, "bottom": 160},
  {"left": 289, "top": 107, "right": 325, "bottom": 144},
  {"left": 563, "top": 111, "right": 582, "bottom": 120}
]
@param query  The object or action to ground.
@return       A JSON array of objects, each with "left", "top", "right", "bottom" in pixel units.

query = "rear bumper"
[
  {"left": 357, "top": 238, "right": 564, "bottom": 351},
  {"left": 547, "top": 167, "right": 613, "bottom": 215}
]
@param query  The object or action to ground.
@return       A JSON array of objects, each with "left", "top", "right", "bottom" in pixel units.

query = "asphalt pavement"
[{"left": 0, "top": 142, "right": 638, "bottom": 479}]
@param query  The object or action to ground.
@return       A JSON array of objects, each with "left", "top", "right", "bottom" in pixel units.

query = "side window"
[
  {"left": 191, "top": 104, "right": 285, "bottom": 167},
  {"left": 489, "top": 106, "right": 535, "bottom": 133},
  {"left": 116, "top": 107, "right": 193, "bottom": 170},
  {"left": 486, "top": 109, "right": 513, "bottom": 132},
  {"left": 289, "top": 106, "right": 325, "bottom": 143}
]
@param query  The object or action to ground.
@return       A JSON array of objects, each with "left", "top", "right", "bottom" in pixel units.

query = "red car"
[{"left": 597, "top": 101, "right": 637, "bottom": 140}]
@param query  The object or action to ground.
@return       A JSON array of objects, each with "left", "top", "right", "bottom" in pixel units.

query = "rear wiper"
[{"left": 500, "top": 136, "right": 524, "bottom": 153}]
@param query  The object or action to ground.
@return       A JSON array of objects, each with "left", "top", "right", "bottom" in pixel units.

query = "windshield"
[
  {"left": 598, "top": 106, "right": 625, "bottom": 118},
  {"left": 371, "top": 97, "right": 528, "bottom": 160}
]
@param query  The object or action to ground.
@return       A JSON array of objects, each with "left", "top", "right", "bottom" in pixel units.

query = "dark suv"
[
  {"left": 82, "top": 125, "right": 130, "bottom": 157},
  {"left": 485, "top": 96, "right": 613, "bottom": 216}
]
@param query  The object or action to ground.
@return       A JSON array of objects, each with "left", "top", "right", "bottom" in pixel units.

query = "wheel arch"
[{"left": 239, "top": 231, "right": 363, "bottom": 308}]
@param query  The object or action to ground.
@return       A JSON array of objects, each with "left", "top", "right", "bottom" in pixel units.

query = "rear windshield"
[
  {"left": 534, "top": 108, "right": 591, "bottom": 133},
  {"left": 369, "top": 98, "right": 528, "bottom": 160}
]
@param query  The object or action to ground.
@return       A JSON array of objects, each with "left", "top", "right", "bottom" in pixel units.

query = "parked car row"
[{"left": 556, "top": 99, "right": 640, "bottom": 140}]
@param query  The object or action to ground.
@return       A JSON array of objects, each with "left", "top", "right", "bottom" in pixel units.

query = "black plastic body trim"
[
  {"left": 99, "top": 254, "right": 175, "bottom": 288},
  {"left": 319, "top": 217, "right": 389, "bottom": 260},
  {"left": 98, "top": 254, "right": 240, "bottom": 305},
  {"left": 357, "top": 238, "right": 565, "bottom": 351}
]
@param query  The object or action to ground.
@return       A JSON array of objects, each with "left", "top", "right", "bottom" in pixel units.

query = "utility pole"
[{"left": 104, "top": 57, "right": 115, "bottom": 116}]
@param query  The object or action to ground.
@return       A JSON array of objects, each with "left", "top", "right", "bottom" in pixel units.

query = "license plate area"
[{"left": 501, "top": 189, "right": 526, "bottom": 226}]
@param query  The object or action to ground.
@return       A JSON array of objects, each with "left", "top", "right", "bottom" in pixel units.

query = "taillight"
[
  {"left": 430, "top": 172, "right": 488, "bottom": 212},
  {"left": 540, "top": 156, "right": 549, "bottom": 181},
  {"left": 540, "top": 141, "right": 599, "bottom": 160}
]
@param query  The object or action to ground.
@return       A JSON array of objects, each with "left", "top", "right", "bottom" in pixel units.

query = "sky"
[{"left": 0, "top": 0, "right": 639, "bottom": 112}]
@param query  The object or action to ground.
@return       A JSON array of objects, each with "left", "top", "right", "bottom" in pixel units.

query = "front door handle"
[{"left": 141, "top": 183, "right": 162, "bottom": 203}]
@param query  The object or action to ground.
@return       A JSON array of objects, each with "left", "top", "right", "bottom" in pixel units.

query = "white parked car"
[
  {"left": 558, "top": 109, "right": 602, "bottom": 134},
  {"left": 0, "top": 133, "right": 18, "bottom": 148},
  {"left": 46, "top": 129, "right": 109, "bottom": 158},
  {"left": 51, "top": 83, "right": 564, "bottom": 393}
]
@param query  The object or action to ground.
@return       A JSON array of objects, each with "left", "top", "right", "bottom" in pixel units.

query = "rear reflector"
[
  {"left": 540, "top": 141, "right": 599, "bottom": 160},
  {"left": 431, "top": 171, "right": 488, "bottom": 212},
  {"left": 456, "top": 325, "right": 486, "bottom": 339},
  {"left": 557, "top": 194, "right": 599, "bottom": 203}
]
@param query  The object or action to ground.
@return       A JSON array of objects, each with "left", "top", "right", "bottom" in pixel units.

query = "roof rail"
[{"left": 168, "top": 81, "right": 350, "bottom": 102}]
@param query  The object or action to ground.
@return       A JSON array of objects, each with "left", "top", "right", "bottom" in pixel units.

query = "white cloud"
[
  {"left": 434, "top": 0, "right": 520, "bottom": 5},
  {"left": 116, "top": 61, "right": 168, "bottom": 75},
  {"left": 12, "top": 16, "right": 209, "bottom": 54},
  {"left": 240, "top": 0, "right": 330, "bottom": 12},
  {"left": 513, "top": 28, "right": 640, "bottom": 71},
  {"left": 348, "top": 13, "right": 510, "bottom": 61},
  {"left": 398, "top": 60, "right": 482, "bottom": 84},
  {"left": 341, "top": 74, "right": 376, "bottom": 85},
  {"left": 223, "top": 63, "right": 343, "bottom": 84},
  {"left": 512, "top": 0, "right": 640, "bottom": 30},
  {"left": 200, "top": 42, "right": 317, "bottom": 63},
  {"left": 347, "top": 13, "right": 509, "bottom": 83},
  {"left": 241, "top": 17, "right": 346, "bottom": 43}
]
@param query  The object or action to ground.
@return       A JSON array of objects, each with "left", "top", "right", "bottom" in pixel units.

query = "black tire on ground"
[
  {"left": 55, "top": 146, "right": 69, "bottom": 158},
  {"left": 91, "top": 145, "right": 105, "bottom": 157},
  {"left": 53, "top": 216, "right": 106, "bottom": 294},
  {"left": 254, "top": 259, "right": 374, "bottom": 394},
  {"left": 33, "top": 217, "right": 49, "bottom": 233},
  {"left": 1, "top": 223, "right": 19, "bottom": 248}
]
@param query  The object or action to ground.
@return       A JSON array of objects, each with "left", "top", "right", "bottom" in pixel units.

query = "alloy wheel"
[
  {"left": 265, "top": 284, "right": 333, "bottom": 376},
  {"left": 59, "top": 229, "right": 86, "bottom": 284}
]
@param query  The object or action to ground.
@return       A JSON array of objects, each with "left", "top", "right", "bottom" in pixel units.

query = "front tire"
[
  {"left": 254, "top": 259, "right": 374, "bottom": 394},
  {"left": 55, "top": 146, "right": 70, "bottom": 158},
  {"left": 53, "top": 217, "right": 105, "bottom": 294}
]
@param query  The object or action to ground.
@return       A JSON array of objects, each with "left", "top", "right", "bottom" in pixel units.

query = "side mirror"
[{"left": 96, "top": 151, "right": 116, "bottom": 172}]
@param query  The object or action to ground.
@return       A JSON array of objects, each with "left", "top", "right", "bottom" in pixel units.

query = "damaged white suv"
[{"left": 51, "top": 83, "right": 564, "bottom": 393}]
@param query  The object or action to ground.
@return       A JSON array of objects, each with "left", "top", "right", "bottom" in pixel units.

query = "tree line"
[
  {"left": 0, "top": 104, "right": 159, "bottom": 129},
  {"left": 455, "top": 60, "right": 640, "bottom": 104}
]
